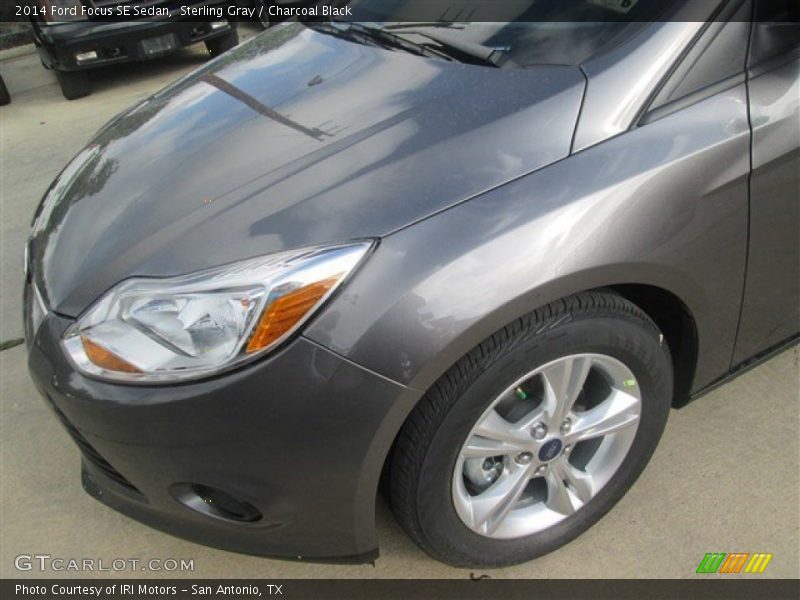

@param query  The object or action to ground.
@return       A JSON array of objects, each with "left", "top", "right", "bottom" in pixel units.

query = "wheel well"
[
  {"left": 608, "top": 284, "right": 698, "bottom": 408},
  {"left": 378, "top": 284, "right": 699, "bottom": 503}
]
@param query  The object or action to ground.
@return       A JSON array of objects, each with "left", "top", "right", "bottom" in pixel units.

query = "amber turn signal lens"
[
  {"left": 81, "top": 337, "right": 142, "bottom": 374},
  {"left": 246, "top": 276, "right": 341, "bottom": 353}
]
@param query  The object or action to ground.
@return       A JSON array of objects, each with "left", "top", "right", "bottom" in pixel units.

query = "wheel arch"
[
  {"left": 387, "top": 266, "right": 706, "bottom": 406},
  {"left": 608, "top": 284, "right": 698, "bottom": 408},
  {"left": 378, "top": 282, "right": 700, "bottom": 505}
]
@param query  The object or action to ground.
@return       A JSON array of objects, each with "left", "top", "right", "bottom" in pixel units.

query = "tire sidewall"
[
  {"left": 257, "top": 0, "right": 271, "bottom": 28},
  {"left": 414, "top": 313, "right": 673, "bottom": 567}
]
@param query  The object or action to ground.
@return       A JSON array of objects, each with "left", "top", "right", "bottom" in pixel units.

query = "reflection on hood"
[{"left": 32, "top": 23, "right": 585, "bottom": 316}]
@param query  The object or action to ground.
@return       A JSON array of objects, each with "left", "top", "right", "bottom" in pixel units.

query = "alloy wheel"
[{"left": 452, "top": 353, "right": 642, "bottom": 539}]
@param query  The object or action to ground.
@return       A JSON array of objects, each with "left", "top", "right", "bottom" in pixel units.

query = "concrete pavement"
[{"left": 1, "top": 25, "right": 798, "bottom": 579}]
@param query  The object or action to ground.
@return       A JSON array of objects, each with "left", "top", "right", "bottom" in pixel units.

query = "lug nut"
[
  {"left": 560, "top": 418, "right": 572, "bottom": 435},
  {"left": 535, "top": 465, "right": 548, "bottom": 476},
  {"left": 562, "top": 444, "right": 571, "bottom": 455},
  {"left": 531, "top": 422, "right": 548, "bottom": 440},
  {"left": 515, "top": 452, "right": 533, "bottom": 465}
]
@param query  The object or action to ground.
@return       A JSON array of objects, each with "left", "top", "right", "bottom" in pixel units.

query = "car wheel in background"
[
  {"left": 257, "top": 1, "right": 271, "bottom": 29},
  {"left": 389, "top": 291, "right": 673, "bottom": 567},
  {"left": 0, "top": 75, "right": 9, "bottom": 105},
  {"left": 55, "top": 70, "right": 91, "bottom": 101},
  {"left": 206, "top": 30, "right": 240, "bottom": 58}
]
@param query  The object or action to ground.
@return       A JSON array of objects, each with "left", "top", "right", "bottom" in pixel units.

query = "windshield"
[{"left": 332, "top": 0, "right": 674, "bottom": 66}]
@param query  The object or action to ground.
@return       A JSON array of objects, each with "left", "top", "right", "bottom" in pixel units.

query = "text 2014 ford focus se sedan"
[{"left": 24, "top": 0, "right": 799, "bottom": 567}]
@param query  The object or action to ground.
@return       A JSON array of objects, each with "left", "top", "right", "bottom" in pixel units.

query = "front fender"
[{"left": 306, "top": 85, "right": 751, "bottom": 396}]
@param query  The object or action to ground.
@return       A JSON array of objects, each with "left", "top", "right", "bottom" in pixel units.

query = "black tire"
[
  {"left": 0, "top": 75, "right": 9, "bottom": 106},
  {"left": 257, "top": 0, "right": 271, "bottom": 29},
  {"left": 389, "top": 290, "right": 673, "bottom": 568},
  {"left": 205, "top": 30, "right": 240, "bottom": 58},
  {"left": 55, "top": 70, "right": 91, "bottom": 101}
]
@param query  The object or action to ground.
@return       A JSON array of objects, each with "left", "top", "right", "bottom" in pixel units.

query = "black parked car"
[{"left": 30, "top": 0, "right": 239, "bottom": 100}]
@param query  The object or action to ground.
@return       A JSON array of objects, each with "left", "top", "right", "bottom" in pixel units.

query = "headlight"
[{"left": 62, "top": 242, "right": 372, "bottom": 383}]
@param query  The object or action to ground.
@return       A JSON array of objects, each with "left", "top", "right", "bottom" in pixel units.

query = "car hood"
[{"left": 31, "top": 23, "right": 585, "bottom": 316}]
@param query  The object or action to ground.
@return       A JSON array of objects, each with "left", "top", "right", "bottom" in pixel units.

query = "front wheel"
[{"left": 389, "top": 291, "right": 673, "bottom": 567}]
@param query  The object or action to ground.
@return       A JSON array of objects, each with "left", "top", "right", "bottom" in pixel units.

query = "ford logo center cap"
[{"left": 538, "top": 439, "right": 563, "bottom": 462}]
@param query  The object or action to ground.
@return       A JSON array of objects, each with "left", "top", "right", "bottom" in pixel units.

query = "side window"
[
  {"left": 749, "top": 0, "right": 800, "bottom": 70},
  {"left": 646, "top": 1, "right": 751, "bottom": 116}
]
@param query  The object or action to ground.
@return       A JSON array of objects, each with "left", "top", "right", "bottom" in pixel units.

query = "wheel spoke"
[
  {"left": 552, "top": 459, "right": 593, "bottom": 505},
  {"left": 467, "top": 464, "right": 532, "bottom": 534},
  {"left": 543, "top": 466, "right": 577, "bottom": 516},
  {"left": 514, "top": 406, "right": 548, "bottom": 432},
  {"left": 566, "top": 389, "right": 640, "bottom": 444},
  {"left": 541, "top": 355, "right": 593, "bottom": 426},
  {"left": 462, "top": 436, "right": 525, "bottom": 458},
  {"left": 473, "top": 409, "right": 531, "bottom": 446}
]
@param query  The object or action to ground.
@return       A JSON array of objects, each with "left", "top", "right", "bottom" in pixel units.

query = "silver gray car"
[{"left": 24, "top": 0, "right": 799, "bottom": 567}]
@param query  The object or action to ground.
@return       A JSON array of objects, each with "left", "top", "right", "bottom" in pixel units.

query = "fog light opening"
[{"left": 173, "top": 483, "right": 262, "bottom": 523}]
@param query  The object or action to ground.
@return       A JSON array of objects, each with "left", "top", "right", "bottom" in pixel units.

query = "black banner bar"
[
  {"left": 2, "top": 579, "right": 800, "bottom": 600},
  {"left": 3, "top": 0, "right": 800, "bottom": 24}
]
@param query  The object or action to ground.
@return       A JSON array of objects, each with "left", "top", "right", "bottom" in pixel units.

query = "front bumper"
[
  {"left": 35, "top": 17, "right": 234, "bottom": 71},
  {"left": 26, "top": 311, "right": 418, "bottom": 562}
]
